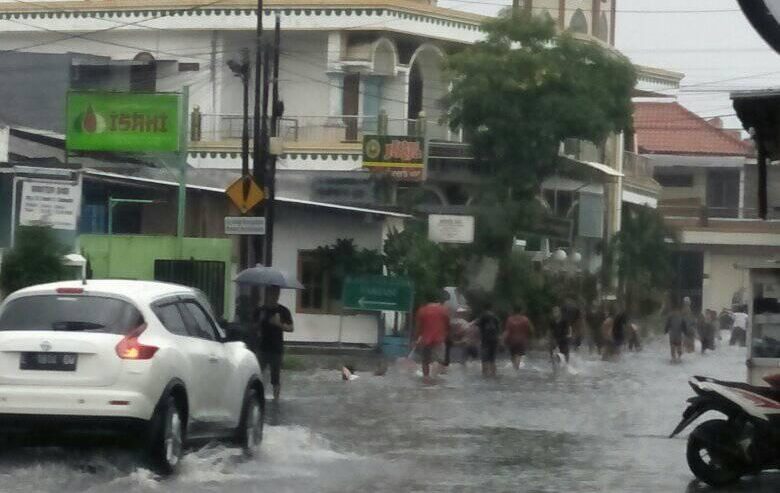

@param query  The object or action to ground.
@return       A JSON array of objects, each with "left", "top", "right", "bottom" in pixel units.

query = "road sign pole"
[
  {"left": 337, "top": 313, "right": 344, "bottom": 348},
  {"left": 177, "top": 86, "right": 190, "bottom": 242}
]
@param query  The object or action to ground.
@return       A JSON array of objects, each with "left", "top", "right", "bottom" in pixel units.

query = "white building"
[
  {"left": 0, "top": 0, "right": 664, "bottom": 344},
  {"left": 632, "top": 100, "right": 780, "bottom": 313}
]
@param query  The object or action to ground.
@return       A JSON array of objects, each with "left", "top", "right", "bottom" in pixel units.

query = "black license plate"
[{"left": 20, "top": 352, "right": 78, "bottom": 371}]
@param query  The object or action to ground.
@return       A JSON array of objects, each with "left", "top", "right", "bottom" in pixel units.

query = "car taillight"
[
  {"left": 115, "top": 324, "right": 158, "bottom": 360},
  {"left": 56, "top": 287, "right": 84, "bottom": 294}
]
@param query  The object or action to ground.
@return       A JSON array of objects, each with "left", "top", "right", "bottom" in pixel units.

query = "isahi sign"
[{"left": 66, "top": 91, "right": 181, "bottom": 152}]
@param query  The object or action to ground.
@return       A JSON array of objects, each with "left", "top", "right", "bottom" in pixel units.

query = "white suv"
[{"left": 0, "top": 280, "right": 263, "bottom": 474}]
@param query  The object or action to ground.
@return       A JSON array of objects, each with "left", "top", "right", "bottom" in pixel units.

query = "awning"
[
  {"left": 558, "top": 155, "right": 623, "bottom": 178},
  {"left": 82, "top": 169, "right": 412, "bottom": 219}
]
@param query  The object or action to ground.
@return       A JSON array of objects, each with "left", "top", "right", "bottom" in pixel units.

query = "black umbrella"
[{"left": 233, "top": 265, "right": 304, "bottom": 290}]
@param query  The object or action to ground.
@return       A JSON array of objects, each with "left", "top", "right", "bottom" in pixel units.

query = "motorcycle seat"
[{"left": 709, "top": 378, "right": 780, "bottom": 402}]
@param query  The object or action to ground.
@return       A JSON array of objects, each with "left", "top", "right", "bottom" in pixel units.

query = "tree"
[
  {"left": 444, "top": 12, "right": 636, "bottom": 195},
  {"left": 608, "top": 207, "right": 676, "bottom": 315},
  {"left": 313, "top": 238, "right": 383, "bottom": 304},
  {"left": 383, "top": 223, "right": 468, "bottom": 307},
  {"left": 1, "top": 226, "right": 67, "bottom": 296}
]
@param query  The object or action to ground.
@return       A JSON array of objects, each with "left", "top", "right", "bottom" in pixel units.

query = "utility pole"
[
  {"left": 264, "top": 15, "right": 282, "bottom": 268},
  {"left": 227, "top": 48, "right": 251, "bottom": 271},
  {"left": 253, "top": 0, "right": 264, "bottom": 267}
]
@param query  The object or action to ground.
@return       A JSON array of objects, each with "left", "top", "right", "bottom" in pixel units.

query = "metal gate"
[{"left": 154, "top": 259, "right": 225, "bottom": 316}]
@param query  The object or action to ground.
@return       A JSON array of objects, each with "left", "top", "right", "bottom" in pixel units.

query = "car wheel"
[
  {"left": 686, "top": 420, "right": 744, "bottom": 487},
  {"left": 236, "top": 388, "right": 264, "bottom": 456},
  {"left": 148, "top": 395, "right": 185, "bottom": 475}
]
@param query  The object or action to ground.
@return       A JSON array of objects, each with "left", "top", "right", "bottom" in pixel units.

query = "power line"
[
  {"left": 0, "top": 0, "right": 232, "bottom": 55},
  {"left": 441, "top": 0, "right": 740, "bottom": 14}
]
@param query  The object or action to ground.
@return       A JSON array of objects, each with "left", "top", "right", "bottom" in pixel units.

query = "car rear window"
[{"left": 0, "top": 295, "right": 144, "bottom": 335}]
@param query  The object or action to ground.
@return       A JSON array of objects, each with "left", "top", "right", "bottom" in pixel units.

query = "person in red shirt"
[
  {"left": 415, "top": 292, "right": 450, "bottom": 378},
  {"left": 503, "top": 304, "right": 534, "bottom": 370}
]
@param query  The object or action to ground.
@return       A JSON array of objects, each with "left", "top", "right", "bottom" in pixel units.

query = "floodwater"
[{"left": 1, "top": 336, "right": 779, "bottom": 493}]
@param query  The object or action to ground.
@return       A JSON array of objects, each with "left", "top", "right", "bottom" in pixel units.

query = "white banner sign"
[
  {"left": 224, "top": 216, "right": 266, "bottom": 235},
  {"left": 19, "top": 179, "right": 81, "bottom": 230},
  {"left": 428, "top": 214, "right": 475, "bottom": 244}
]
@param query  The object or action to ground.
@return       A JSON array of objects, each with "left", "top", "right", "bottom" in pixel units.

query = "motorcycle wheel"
[{"left": 686, "top": 419, "right": 744, "bottom": 487}]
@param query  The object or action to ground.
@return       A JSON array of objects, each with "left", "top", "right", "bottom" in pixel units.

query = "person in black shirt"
[
  {"left": 476, "top": 302, "right": 501, "bottom": 378},
  {"left": 550, "top": 305, "right": 571, "bottom": 363},
  {"left": 254, "top": 286, "right": 294, "bottom": 400},
  {"left": 586, "top": 301, "right": 605, "bottom": 355},
  {"left": 613, "top": 308, "right": 628, "bottom": 351}
]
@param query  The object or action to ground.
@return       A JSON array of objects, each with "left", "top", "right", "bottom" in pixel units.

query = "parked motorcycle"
[{"left": 670, "top": 375, "right": 780, "bottom": 487}]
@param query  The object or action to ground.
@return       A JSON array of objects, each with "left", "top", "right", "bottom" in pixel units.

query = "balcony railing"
[
  {"left": 623, "top": 151, "right": 654, "bottom": 179},
  {"left": 562, "top": 138, "right": 607, "bottom": 164},
  {"left": 190, "top": 110, "right": 458, "bottom": 145},
  {"left": 659, "top": 204, "right": 767, "bottom": 221}
]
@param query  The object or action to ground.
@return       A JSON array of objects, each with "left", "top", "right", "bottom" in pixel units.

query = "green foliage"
[
  {"left": 491, "top": 254, "right": 554, "bottom": 321},
  {"left": 313, "top": 238, "right": 383, "bottom": 301},
  {"left": 383, "top": 223, "right": 469, "bottom": 307},
  {"left": 609, "top": 207, "right": 676, "bottom": 315},
  {"left": 1, "top": 226, "right": 68, "bottom": 295},
  {"left": 444, "top": 12, "right": 636, "bottom": 193}
]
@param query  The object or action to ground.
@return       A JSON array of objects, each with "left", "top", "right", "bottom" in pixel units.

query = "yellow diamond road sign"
[{"left": 226, "top": 175, "right": 265, "bottom": 213}]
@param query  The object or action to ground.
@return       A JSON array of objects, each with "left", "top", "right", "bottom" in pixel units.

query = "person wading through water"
[
  {"left": 476, "top": 301, "right": 501, "bottom": 378},
  {"left": 414, "top": 291, "right": 450, "bottom": 380},
  {"left": 503, "top": 304, "right": 533, "bottom": 370},
  {"left": 255, "top": 286, "right": 294, "bottom": 401}
]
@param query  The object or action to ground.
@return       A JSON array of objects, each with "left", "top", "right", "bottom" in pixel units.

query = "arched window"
[
  {"left": 596, "top": 12, "right": 609, "bottom": 42},
  {"left": 569, "top": 9, "right": 589, "bottom": 35},
  {"left": 407, "top": 62, "right": 423, "bottom": 120},
  {"left": 130, "top": 52, "right": 157, "bottom": 92}
]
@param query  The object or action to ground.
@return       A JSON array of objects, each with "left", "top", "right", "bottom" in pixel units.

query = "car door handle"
[{"left": 208, "top": 355, "right": 220, "bottom": 363}]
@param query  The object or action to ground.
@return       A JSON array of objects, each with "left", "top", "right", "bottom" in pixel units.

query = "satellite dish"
[{"left": 738, "top": 0, "right": 780, "bottom": 53}]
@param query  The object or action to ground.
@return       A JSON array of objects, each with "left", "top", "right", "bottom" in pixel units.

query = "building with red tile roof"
[
  {"left": 633, "top": 102, "right": 753, "bottom": 157},
  {"left": 632, "top": 101, "right": 779, "bottom": 316}
]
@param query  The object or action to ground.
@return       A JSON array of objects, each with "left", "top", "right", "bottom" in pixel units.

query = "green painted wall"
[{"left": 78, "top": 234, "right": 234, "bottom": 317}]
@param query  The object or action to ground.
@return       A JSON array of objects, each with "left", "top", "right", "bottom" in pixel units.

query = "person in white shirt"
[{"left": 730, "top": 306, "right": 749, "bottom": 347}]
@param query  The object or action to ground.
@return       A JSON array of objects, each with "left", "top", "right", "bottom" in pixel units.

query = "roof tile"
[{"left": 633, "top": 102, "right": 753, "bottom": 157}]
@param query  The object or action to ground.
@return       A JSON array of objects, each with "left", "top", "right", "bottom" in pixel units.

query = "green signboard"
[
  {"left": 342, "top": 276, "right": 413, "bottom": 312},
  {"left": 66, "top": 91, "right": 181, "bottom": 152}
]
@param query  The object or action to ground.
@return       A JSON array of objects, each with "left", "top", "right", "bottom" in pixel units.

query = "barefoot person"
[
  {"left": 550, "top": 305, "right": 572, "bottom": 364},
  {"left": 476, "top": 302, "right": 501, "bottom": 377},
  {"left": 255, "top": 286, "right": 294, "bottom": 400},
  {"left": 503, "top": 304, "right": 533, "bottom": 370},
  {"left": 665, "top": 301, "right": 688, "bottom": 363},
  {"left": 414, "top": 292, "right": 450, "bottom": 379}
]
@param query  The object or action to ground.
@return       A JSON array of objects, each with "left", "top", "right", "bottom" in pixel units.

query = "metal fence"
[
  {"left": 154, "top": 259, "right": 226, "bottom": 316},
  {"left": 192, "top": 112, "right": 457, "bottom": 144}
]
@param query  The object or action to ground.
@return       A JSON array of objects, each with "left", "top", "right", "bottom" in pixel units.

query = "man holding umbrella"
[
  {"left": 255, "top": 285, "right": 294, "bottom": 401},
  {"left": 235, "top": 265, "right": 301, "bottom": 401}
]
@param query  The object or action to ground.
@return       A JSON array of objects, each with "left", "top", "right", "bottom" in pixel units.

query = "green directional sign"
[
  {"left": 66, "top": 91, "right": 181, "bottom": 152},
  {"left": 342, "top": 276, "right": 413, "bottom": 312}
]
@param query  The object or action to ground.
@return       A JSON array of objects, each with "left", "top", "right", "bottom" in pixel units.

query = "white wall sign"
[
  {"left": 224, "top": 216, "right": 266, "bottom": 235},
  {"left": 428, "top": 214, "right": 475, "bottom": 244},
  {"left": 19, "top": 179, "right": 81, "bottom": 230}
]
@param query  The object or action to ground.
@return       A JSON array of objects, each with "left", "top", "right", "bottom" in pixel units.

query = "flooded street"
[{"left": 2, "top": 337, "right": 779, "bottom": 492}]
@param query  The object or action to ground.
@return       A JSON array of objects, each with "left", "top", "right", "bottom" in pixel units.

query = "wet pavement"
[{"left": 1, "top": 336, "right": 779, "bottom": 492}]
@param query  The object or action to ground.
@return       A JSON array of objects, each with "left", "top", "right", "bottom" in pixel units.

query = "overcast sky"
[{"left": 439, "top": 0, "right": 780, "bottom": 129}]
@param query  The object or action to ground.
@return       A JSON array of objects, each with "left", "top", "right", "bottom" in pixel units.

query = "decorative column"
[{"left": 326, "top": 31, "right": 345, "bottom": 121}]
